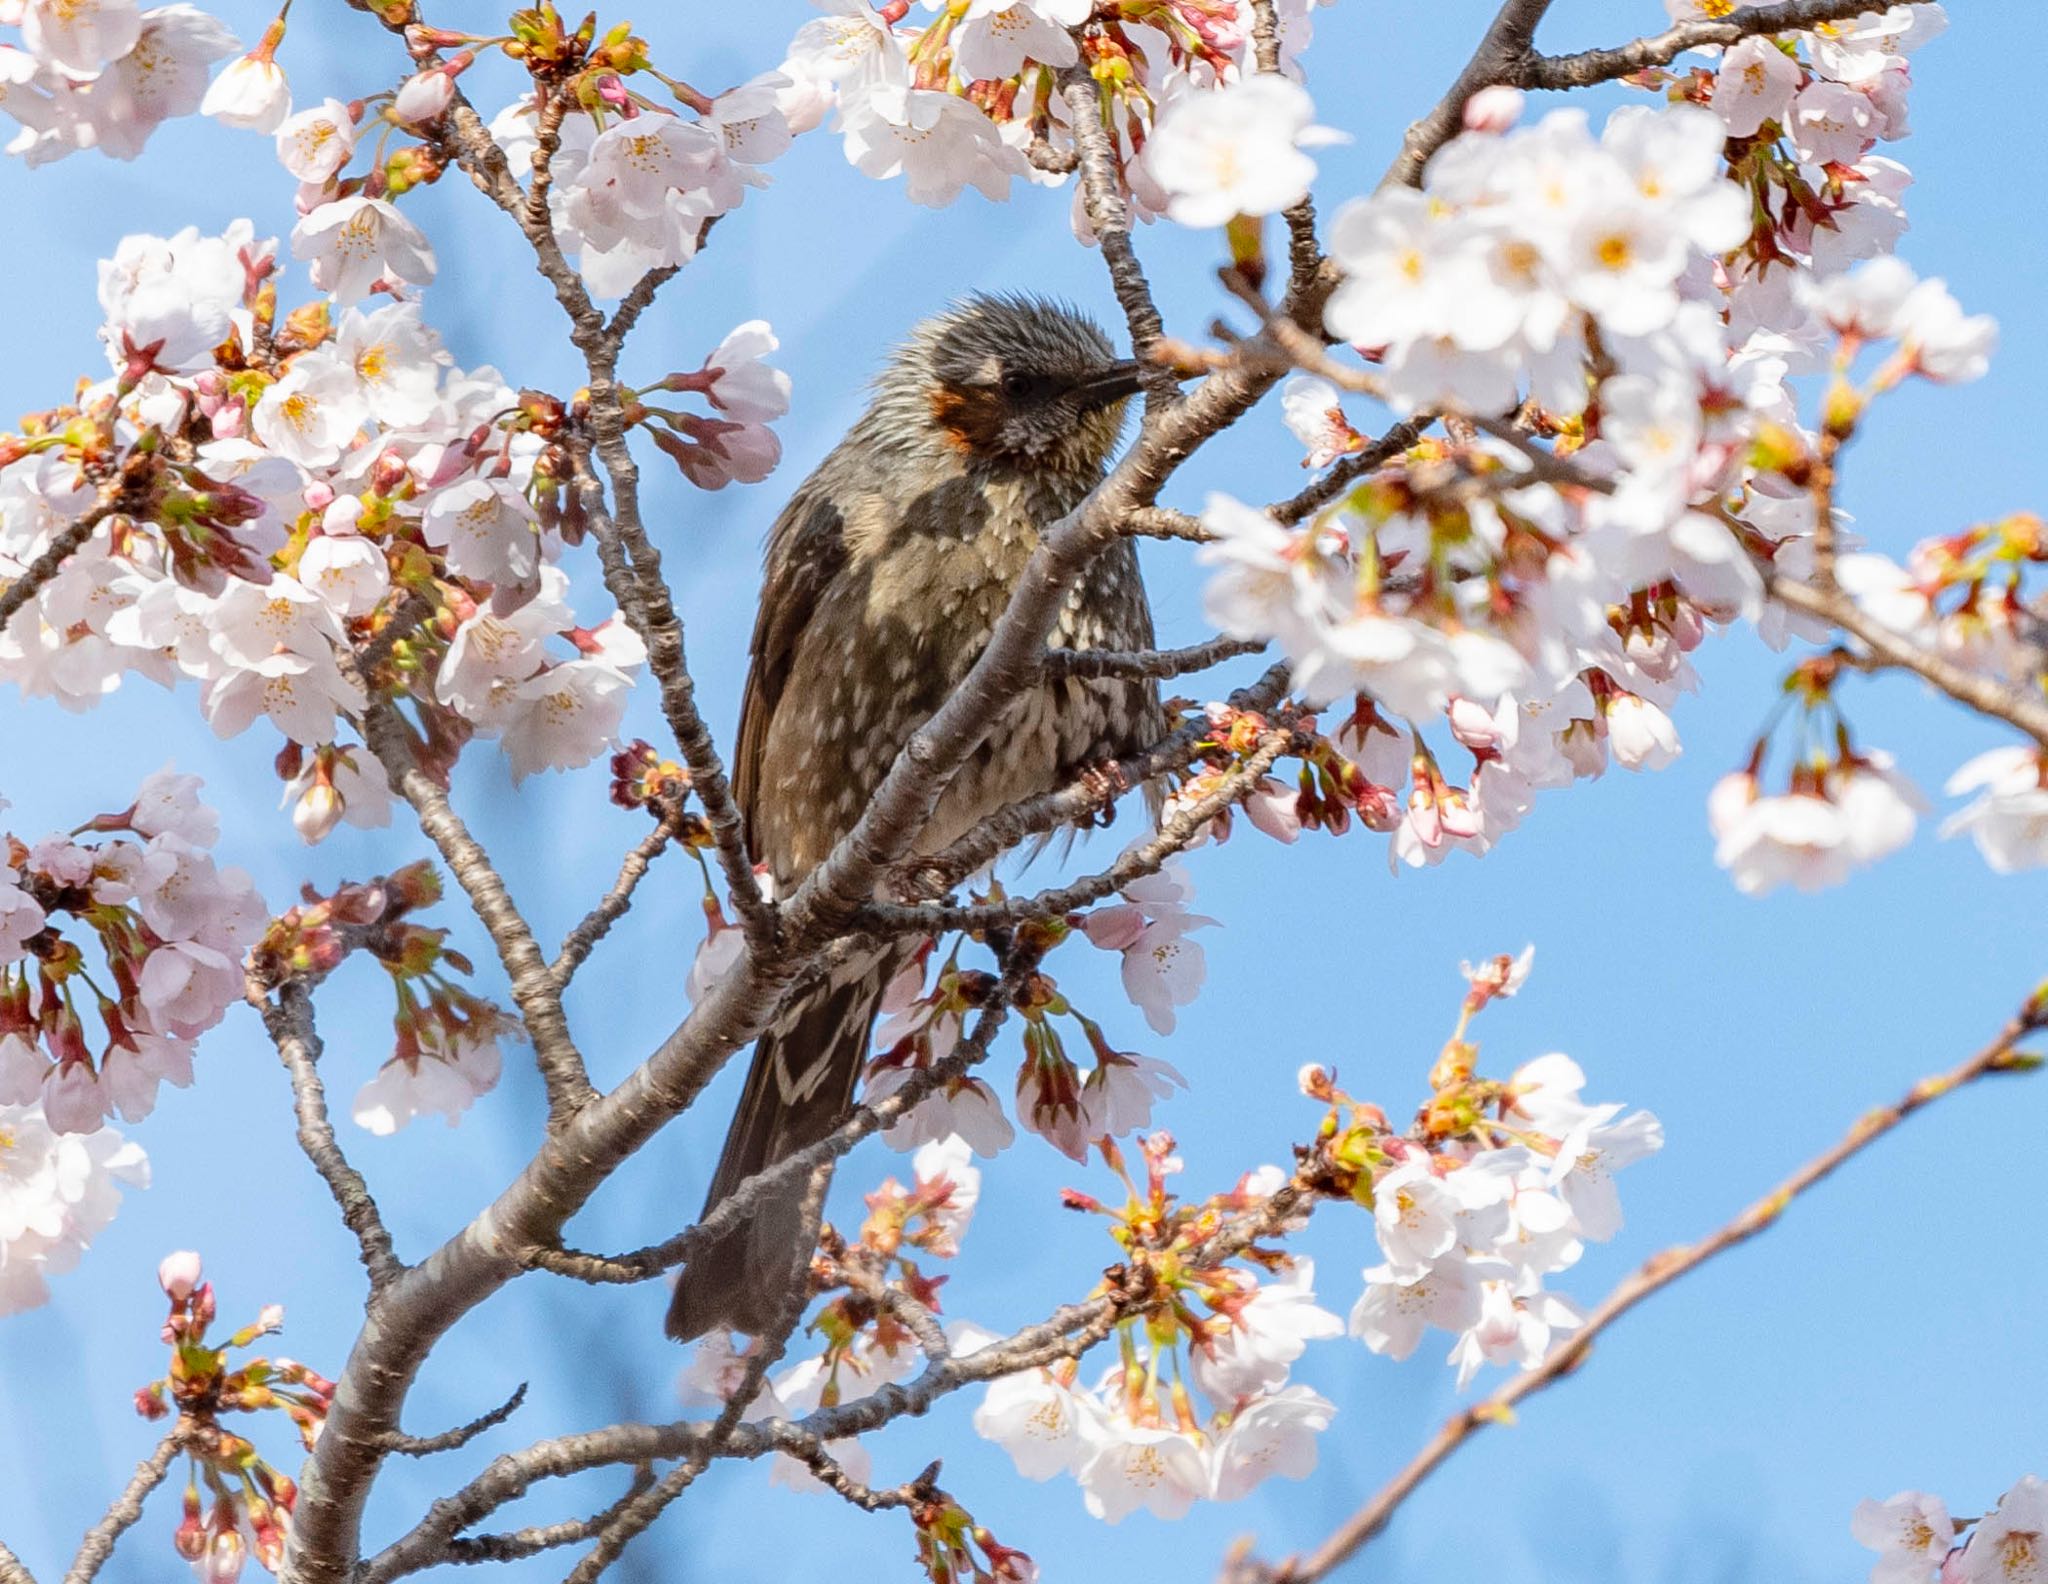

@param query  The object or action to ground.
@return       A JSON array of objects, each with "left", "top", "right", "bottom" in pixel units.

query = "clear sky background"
[{"left": 2, "top": 3, "right": 2043, "bottom": 1580}]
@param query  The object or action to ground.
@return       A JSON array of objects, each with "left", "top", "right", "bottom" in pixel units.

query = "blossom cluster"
[
  {"left": 1320, "top": 949, "right": 1662, "bottom": 1385},
  {"left": 138, "top": 1250, "right": 331, "bottom": 1580},
  {"left": 1, "top": 211, "right": 792, "bottom": 832},
  {"left": 2, "top": 770, "right": 256, "bottom": 1134},
  {"left": 0, "top": 0, "right": 240, "bottom": 165},
  {"left": 971, "top": 1154, "right": 1341, "bottom": 1523},
  {"left": 0, "top": 1092, "right": 147, "bottom": 1314},
  {"left": 1175, "top": 6, "right": 2023, "bottom": 891},
  {"left": 250, "top": 859, "right": 517, "bottom": 1135},
  {"left": 677, "top": 1135, "right": 981, "bottom": 1487},
  {"left": 858, "top": 863, "right": 1206, "bottom": 1164},
  {"left": 771, "top": 0, "right": 1330, "bottom": 222},
  {"left": 1852, "top": 1476, "right": 2047, "bottom": 1584}
]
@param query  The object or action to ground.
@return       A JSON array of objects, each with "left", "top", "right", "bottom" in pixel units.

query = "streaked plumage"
[{"left": 667, "top": 296, "right": 1163, "bottom": 1341}]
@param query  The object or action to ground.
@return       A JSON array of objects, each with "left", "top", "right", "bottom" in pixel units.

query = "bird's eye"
[{"left": 999, "top": 370, "right": 1045, "bottom": 401}]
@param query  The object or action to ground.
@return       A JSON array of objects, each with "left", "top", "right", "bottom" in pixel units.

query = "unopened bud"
[
  {"left": 1461, "top": 84, "right": 1525, "bottom": 134},
  {"left": 158, "top": 1249, "right": 204, "bottom": 1299}
]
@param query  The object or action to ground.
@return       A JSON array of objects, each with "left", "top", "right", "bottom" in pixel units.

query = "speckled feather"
[{"left": 667, "top": 297, "right": 1162, "bottom": 1341}]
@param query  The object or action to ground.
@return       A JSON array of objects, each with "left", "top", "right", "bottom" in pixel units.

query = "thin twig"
[
  {"left": 1042, "top": 634, "right": 1266, "bottom": 682},
  {"left": 526, "top": 978, "right": 1024, "bottom": 1286},
  {"left": 1526, "top": 0, "right": 1946, "bottom": 91},
  {"left": 895, "top": 661, "right": 1293, "bottom": 900},
  {"left": 1769, "top": 575, "right": 2048, "bottom": 750},
  {"left": 1381, "top": 0, "right": 1558, "bottom": 189},
  {"left": 567, "top": 439, "right": 775, "bottom": 945},
  {"left": 0, "top": 1540, "right": 34, "bottom": 1584},
  {"left": 347, "top": 684, "right": 596, "bottom": 1122},
  {"left": 1269, "top": 418, "right": 1433, "bottom": 525},
  {"left": 375, "top": 1384, "right": 529, "bottom": 1457},
  {"left": 61, "top": 1425, "right": 189, "bottom": 1584},
  {"left": 0, "top": 505, "right": 116, "bottom": 628},
  {"left": 1254, "top": 998, "right": 2047, "bottom": 1584},
  {"left": 246, "top": 979, "right": 404, "bottom": 1293},
  {"left": 1059, "top": 71, "right": 1175, "bottom": 409},
  {"left": 548, "top": 810, "right": 687, "bottom": 989},
  {"left": 441, "top": 1464, "right": 655, "bottom": 1566},
  {"left": 858, "top": 726, "right": 1295, "bottom": 936},
  {"left": 557, "top": 1165, "right": 833, "bottom": 1584}
]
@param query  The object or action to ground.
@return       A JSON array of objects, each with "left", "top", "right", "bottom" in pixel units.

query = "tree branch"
[
  {"left": 375, "top": 1383, "right": 528, "bottom": 1457},
  {"left": 1381, "top": 0, "right": 1557, "bottom": 189},
  {"left": 1058, "top": 74, "right": 1174, "bottom": 409},
  {"left": 527, "top": 974, "right": 1024, "bottom": 1286},
  {"left": 1249, "top": 995, "right": 2047, "bottom": 1584},
  {"left": 893, "top": 662, "right": 1294, "bottom": 901},
  {"left": 1770, "top": 575, "right": 2048, "bottom": 750},
  {"left": 347, "top": 688, "right": 596, "bottom": 1122},
  {"left": 1268, "top": 418, "right": 1432, "bottom": 525},
  {"left": 439, "top": 1464, "right": 654, "bottom": 1566},
  {"left": 548, "top": 809, "right": 688, "bottom": 989},
  {"left": 1525, "top": 0, "right": 1946, "bottom": 91},
  {"left": 61, "top": 1425, "right": 189, "bottom": 1584},
  {"left": 1041, "top": 634, "right": 1266, "bottom": 682},
  {"left": 246, "top": 979, "right": 404, "bottom": 1294},
  {"left": 0, "top": 504, "right": 115, "bottom": 629},
  {"left": 1378, "top": 0, "right": 1944, "bottom": 193},
  {"left": 0, "top": 1540, "right": 34, "bottom": 1584},
  {"left": 858, "top": 722, "right": 1296, "bottom": 936},
  {"left": 558, "top": 1166, "right": 831, "bottom": 1584}
]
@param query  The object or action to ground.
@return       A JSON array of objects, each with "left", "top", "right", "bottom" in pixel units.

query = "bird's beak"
[{"left": 1076, "top": 360, "right": 1145, "bottom": 409}]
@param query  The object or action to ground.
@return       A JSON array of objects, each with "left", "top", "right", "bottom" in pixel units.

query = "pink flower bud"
[
  {"left": 393, "top": 65, "right": 457, "bottom": 126},
  {"left": 201, "top": 1528, "right": 247, "bottom": 1584},
  {"left": 1243, "top": 777, "right": 1304, "bottom": 844},
  {"left": 302, "top": 480, "right": 336, "bottom": 513},
  {"left": 1447, "top": 697, "right": 1501, "bottom": 751},
  {"left": 1461, "top": 85, "right": 1525, "bottom": 135},
  {"left": 158, "top": 1249, "right": 204, "bottom": 1299},
  {"left": 293, "top": 783, "right": 344, "bottom": 845},
  {"left": 257, "top": 1303, "right": 286, "bottom": 1332}
]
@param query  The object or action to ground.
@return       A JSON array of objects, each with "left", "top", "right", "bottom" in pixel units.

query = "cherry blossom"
[
  {"left": 1084, "top": 863, "right": 1216, "bottom": 1036},
  {"left": 274, "top": 95, "right": 354, "bottom": 182},
  {"left": 1147, "top": 74, "right": 1340, "bottom": 229},
  {"left": 0, "top": 1098, "right": 149, "bottom": 1314},
  {"left": 1940, "top": 747, "right": 2048, "bottom": 873},
  {"left": 1206, "top": 1385, "right": 1334, "bottom": 1502},
  {"left": 1188, "top": 1259, "right": 1341, "bottom": 1405},
  {"left": 21, "top": 0, "right": 142, "bottom": 76},
  {"left": 1852, "top": 1490, "right": 1956, "bottom": 1584},
  {"left": 1074, "top": 1419, "right": 1210, "bottom": 1523},
  {"left": 1546, "top": 1106, "right": 1664, "bottom": 1241},
  {"left": 1348, "top": 1258, "right": 1486, "bottom": 1361},
  {"left": 199, "top": 34, "right": 288, "bottom": 133},
  {"left": 975, "top": 1366, "right": 1104, "bottom": 1482},
  {"left": 1951, "top": 1477, "right": 2048, "bottom": 1584},
  {"left": 292, "top": 195, "right": 437, "bottom": 301},
  {"left": 1278, "top": 374, "right": 1361, "bottom": 470},
  {"left": 351, "top": 1030, "right": 503, "bottom": 1135}
]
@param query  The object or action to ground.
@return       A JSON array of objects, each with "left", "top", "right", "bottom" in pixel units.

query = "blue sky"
[{"left": 2, "top": 3, "right": 2042, "bottom": 1581}]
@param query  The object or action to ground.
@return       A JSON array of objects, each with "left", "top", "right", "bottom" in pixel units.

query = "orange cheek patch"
[{"left": 929, "top": 385, "right": 1005, "bottom": 454}]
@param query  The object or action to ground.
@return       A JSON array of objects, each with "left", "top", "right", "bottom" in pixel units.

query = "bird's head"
[{"left": 890, "top": 295, "right": 1142, "bottom": 479}]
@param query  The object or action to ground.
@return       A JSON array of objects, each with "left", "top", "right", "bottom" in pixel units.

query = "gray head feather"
[{"left": 857, "top": 294, "right": 1140, "bottom": 480}]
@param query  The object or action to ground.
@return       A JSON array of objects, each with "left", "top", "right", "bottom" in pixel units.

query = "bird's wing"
[{"left": 733, "top": 483, "right": 848, "bottom": 861}]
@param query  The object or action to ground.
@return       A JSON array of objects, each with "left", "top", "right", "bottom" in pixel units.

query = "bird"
[{"left": 666, "top": 295, "right": 1165, "bottom": 1341}]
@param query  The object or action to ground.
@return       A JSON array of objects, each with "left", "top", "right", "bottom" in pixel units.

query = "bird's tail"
[{"left": 666, "top": 949, "right": 895, "bottom": 1341}]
